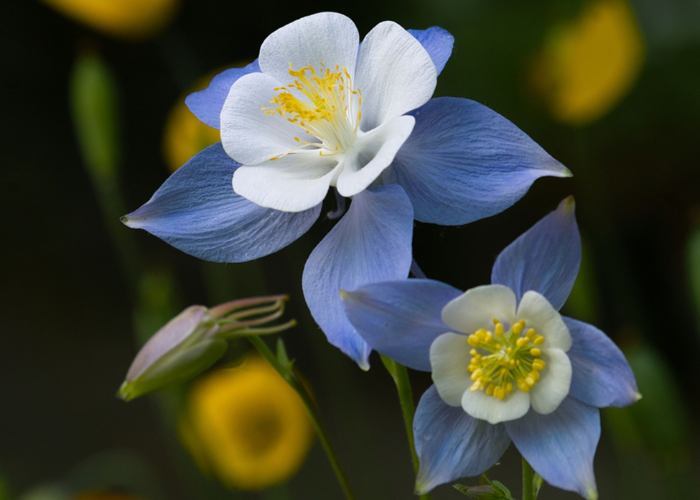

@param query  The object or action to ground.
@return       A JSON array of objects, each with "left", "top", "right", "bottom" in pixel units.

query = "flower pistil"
[{"left": 466, "top": 319, "right": 547, "bottom": 400}]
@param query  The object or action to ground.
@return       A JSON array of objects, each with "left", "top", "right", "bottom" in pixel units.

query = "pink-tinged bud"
[{"left": 118, "top": 296, "right": 296, "bottom": 401}]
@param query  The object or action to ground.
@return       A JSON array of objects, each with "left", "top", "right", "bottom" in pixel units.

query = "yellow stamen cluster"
[
  {"left": 262, "top": 63, "right": 361, "bottom": 158},
  {"left": 466, "top": 319, "right": 547, "bottom": 401}
]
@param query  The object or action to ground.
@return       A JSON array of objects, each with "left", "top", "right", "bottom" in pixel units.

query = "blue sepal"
[
  {"left": 491, "top": 197, "right": 581, "bottom": 311},
  {"left": 123, "top": 143, "right": 321, "bottom": 263},
  {"left": 342, "top": 279, "right": 462, "bottom": 371},
  {"left": 386, "top": 98, "right": 572, "bottom": 226},
  {"left": 414, "top": 385, "right": 511, "bottom": 494},
  {"left": 566, "top": 317, "right": 640, "bottom": 408},
  {"left": 302, "top": 185, "right": 413, "bottom": 369},
  {"left": 506, "top": 397, "right": 600, "bottom": 500},
  {"left": 408, "top": 27, "right": 454, "bottom": 75},
  {"left": 185, "top": 60, "right": 261, "bottom": 129}
]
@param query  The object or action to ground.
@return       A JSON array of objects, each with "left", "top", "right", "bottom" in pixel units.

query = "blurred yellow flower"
[
  {"left": 531, "top": 0, "right": 645, "bottom": 125},
  {"left": 42, "top": 0, "right": 179, "bottom": 40},
  {"left": 181, "top": 354, "right": 314, "bottom": 491},
  {"left": 162, "top": 70, "right": 227, "bottom": 173}
]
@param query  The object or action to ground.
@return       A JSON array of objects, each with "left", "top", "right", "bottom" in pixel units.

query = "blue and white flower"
[
  {"left": 122, "top": 12, "right": 571, "bottom": 369},
  {"left": 342, "top": 198, "right": 640, "bottom": 498}
]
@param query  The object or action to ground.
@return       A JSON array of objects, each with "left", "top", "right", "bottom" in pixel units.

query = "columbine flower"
[
  {"left": 342, "top": 198, "right": 640, "bottom": 498},
  {"left": 180, "top": 354, "right": 314, "bottom": 491},
  {"left": 119, "top": 296, "right": 294, "bottom": 401},
  {"left": 122, "top": 12, "right": 571, "bottom": 369}
]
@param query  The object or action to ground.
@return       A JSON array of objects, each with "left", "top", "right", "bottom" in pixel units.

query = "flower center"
[
  {"left": 263, "top": 63, "right": 362, "bottom": 159},
  {"left": 466, "top": 319, "right": 547, "bottom": 400}
]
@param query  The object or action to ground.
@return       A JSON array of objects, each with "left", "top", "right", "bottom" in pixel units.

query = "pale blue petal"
[
  {"left": 385, "top": 97, "right": 572, "bottom": 226},
  {"left": 506, "top": 397, "right": 600, "bottom": 500},
  {"left": 491, "top": 197, "right": 581, "bottom": 311},
  {"left": 185, "top": 60, "right": 261, "bottom": 129},
  {"left": 122, "top": 143, "right": 321, "bottom": 263},
  {"left": 414, "top": 385, "right": 511, "bottom": 494},
  {"left": 408, "top": 27, "right": 454, "bottom": 75},
  {"left": 565, "top": 317, "right": 640, "bottom": 408},
  {"left": 302, "top": 185, "right": 413, "bottom": 369},
  {"left": 341, "top": 279, "right": 462, "bottom": 371}
]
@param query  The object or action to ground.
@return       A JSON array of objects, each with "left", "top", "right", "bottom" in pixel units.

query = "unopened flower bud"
[{"left": 118, "top": 295, "right": 295, "bottom": 401}]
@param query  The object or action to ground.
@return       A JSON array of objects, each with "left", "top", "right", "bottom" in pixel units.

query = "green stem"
[
  {"left": 522, "top": 458, "right": 534, "bottom": 500},
  {"left": 247, "top": 336, "right": 356, "bottom": 500},
  {"left": 381, "top": 355, "right": 431, "bottom": 500}
]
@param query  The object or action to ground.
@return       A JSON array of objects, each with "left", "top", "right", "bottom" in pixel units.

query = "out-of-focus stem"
[
  {"left": 381, "top": 355, "right": 431, "bottom": 500},
  {"left": 248, "top": 335, "right": 356, "bottom": 500},
  {"left": 523, "top": 458, "right": 535, "bottom": 500}
]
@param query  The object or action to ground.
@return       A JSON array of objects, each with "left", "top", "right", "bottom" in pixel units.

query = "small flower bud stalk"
[{"left": 118, "top": 295, "right": 295, "bottom": 401}]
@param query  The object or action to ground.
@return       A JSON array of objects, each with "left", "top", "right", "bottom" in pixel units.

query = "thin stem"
[
  {"left": 381, "top": 355, "right": 431, "bottom": 500},
  {"left": 247, "top": 336, "right": 356, "bottom": 500},
  {"left": 522, "top": 458, "right": 534, "bottom": 500}
]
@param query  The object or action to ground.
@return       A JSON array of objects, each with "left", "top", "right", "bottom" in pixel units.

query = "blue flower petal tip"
[
  {"left": 120, "top": 207, "right": 151, "bottom": 229},
  {"left": 585, "top": 485, "right": 599, "bottom": 500},
  {"left": 120, "top": 213, "right": 140, "bottom": 228},
  {"left": 560, "top": 195, "right": 576, "bottom": 211},
  {"left": 556, "top": 163, "right": 574, "bottom": 178}
]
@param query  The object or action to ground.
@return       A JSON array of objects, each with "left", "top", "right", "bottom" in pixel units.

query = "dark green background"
[{"left": 2, "top": 0, "right": 700, "bottom": 499}]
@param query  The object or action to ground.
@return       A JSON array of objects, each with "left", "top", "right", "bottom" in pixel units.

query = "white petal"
[
  {"left": 259, "top": 12, "right": 360, "bottom": 86},
  {"left": 232, "top": 153, "right": 339, "bottom": 212},
  {"left": 441, "top": 285, "right": 516, "bottom": 334},
  {"left": 430, "top": 332, "right": 472, "bottom": 407},
  {"left": 516, "top": 291, "right": 572, "bottom": 351},
  {"left": 355, "top": 21, "right": 437, "bottom": 131},
  {"left": 221, "top": 72, "right": 312, "bottom": 165},
  {"left": 461, "top": 387, "right": 531, "bottom": 424},
  {"left": 335, "top": 115, "right": 415, "bottom": 197},
  {"left": 528, "top": 348, "right": 572, "bottom": 415}
]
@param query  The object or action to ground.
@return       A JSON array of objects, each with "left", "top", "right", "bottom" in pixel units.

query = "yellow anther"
[
  {"left": 518, "top": 380, "right": 531, "bottom": 393},
  {"left": 464, "top": 319, "right": 549, "bottom": 401},
  {"left": 494, "top": 386, "right": 505, "bottom": 400},
  {"left": 512, "top": 320, "right": 526, "bottom": 335},
  {"left": 494, "top": 323, "right": 504, "bottom": 338}
]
